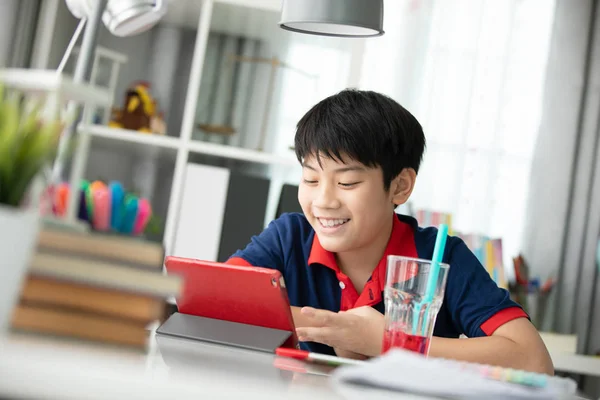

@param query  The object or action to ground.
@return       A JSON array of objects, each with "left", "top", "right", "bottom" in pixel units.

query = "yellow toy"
[{"left": 109, "top": 82, "right": 166, "bottom": 134}]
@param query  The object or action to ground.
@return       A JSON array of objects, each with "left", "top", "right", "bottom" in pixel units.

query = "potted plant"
[{"left": 0, "top": 85, "right": 62, "bottom": 334}]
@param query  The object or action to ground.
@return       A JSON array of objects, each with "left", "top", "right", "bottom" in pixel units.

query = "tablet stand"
[{"left": 155, "top": 312, "right": 295, "bottom": 353}]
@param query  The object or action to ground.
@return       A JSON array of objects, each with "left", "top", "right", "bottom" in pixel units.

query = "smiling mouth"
[{"left": 317, "top": 218, "right": 350, "bottom": 228}]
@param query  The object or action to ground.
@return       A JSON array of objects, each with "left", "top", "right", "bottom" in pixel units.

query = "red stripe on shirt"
[
  {"left": 225, "top": 257, "right": 253, "bottom": 267},
  {"left": 480, "top": 307, "right": 529, "bottom": 335}
]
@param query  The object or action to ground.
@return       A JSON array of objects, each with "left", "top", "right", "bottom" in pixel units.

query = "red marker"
[{"left": 275, "top": 348, "right": 365, "bottom": 367}]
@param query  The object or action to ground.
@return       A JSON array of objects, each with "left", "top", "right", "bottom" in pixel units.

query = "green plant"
[
  {"left": 144, "top": 213, "right": 163, "bottom": 237},
  {"left": 0, "top": 86, "right": 63, "bottom": 207}
]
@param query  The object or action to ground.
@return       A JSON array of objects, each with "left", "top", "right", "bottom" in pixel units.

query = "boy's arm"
[
  {"left": 432, "top": 238, "right": 553, "bottom": 373},
  {"left": 429, "top": 318, "right": 554, "bottom": 374},
  {"left": 295, "top": 306, "right": 554, "bottom": 374},
  {"left": 296, "top": 234, "right": 555, "bottom": 373}
]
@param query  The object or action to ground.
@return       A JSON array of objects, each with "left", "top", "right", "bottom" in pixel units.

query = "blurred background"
[{"left": 1, "top": 0, "right": 599, "bottom": 397}]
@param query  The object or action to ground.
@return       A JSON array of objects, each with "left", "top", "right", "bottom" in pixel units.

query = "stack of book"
[
  {"left": 11, "top": 227, "right": 182, "bottom": 350},
  {"left": 414, "top": 208, "right": 507, "bottom": 288},
  {"left": 456, "top": 233, "right": 507, "bottom": 289},
  {"left": 415, "top": 209, "right": 453, "bottom": 235}
]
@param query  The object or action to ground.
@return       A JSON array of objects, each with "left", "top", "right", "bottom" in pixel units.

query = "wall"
[
  {"left": 45, "top": 0, "right": 78, "bottom": 71},
  {"left": 0, "top": 0, "right": 40, "bottom": 69},
  {"left": 0, "top": 0, "right": 19, "bottom": 67},
  {"left": 30, "top": 0, "right": 59, "bottom": 69},
  {"left": 93, "top": 27, "right": 153, "bottom": 99}
]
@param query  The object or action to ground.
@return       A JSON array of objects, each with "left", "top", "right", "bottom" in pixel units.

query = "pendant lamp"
[{"left": 279, "top": 0, "right": 384, "bottom": 38}]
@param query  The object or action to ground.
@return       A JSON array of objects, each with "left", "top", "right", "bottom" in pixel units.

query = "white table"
[
  {"left": 0, "top": 331, "right": 431, "bottom": 400},
  {"left": 540, "top": 332, "right": 600, "bottom": 378}
]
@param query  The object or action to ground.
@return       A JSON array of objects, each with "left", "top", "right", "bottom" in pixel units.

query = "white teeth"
[{"left": 319, "top": 218, "right": 349, "bottom": 227}]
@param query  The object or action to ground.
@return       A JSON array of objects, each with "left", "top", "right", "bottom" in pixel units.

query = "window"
[{"left": 361, "top": 0, "right": 555, "bottom": 270}]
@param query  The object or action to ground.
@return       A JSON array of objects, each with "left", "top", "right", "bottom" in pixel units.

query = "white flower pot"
[{"left": 0, "top": 205, "right": 40, "bottom": 334}]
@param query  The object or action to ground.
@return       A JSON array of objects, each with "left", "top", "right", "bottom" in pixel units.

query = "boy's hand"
[{"left": 295, "top": 306, "right": 385, "bottom": 357}]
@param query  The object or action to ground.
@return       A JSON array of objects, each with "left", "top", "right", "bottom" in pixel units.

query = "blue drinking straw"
[{"left": 412, "top": 224, "right": 448, "bottom": 335}]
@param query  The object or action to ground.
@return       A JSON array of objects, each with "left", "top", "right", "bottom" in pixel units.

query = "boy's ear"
[{"left": 390, "top": 168, "right": 417, "bottom": 205}]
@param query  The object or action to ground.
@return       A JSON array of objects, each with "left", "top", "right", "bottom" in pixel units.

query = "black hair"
[{"left": 294, "top": 89, "right": 426, "bottom": 190}]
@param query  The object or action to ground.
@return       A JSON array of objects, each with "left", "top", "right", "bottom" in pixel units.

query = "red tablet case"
[{"left": 164, "top": 256, "right": 298, "bottom": 348}]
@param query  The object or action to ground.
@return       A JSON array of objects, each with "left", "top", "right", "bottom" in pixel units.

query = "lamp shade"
[{"left": 279, "top": 0, "right": 384, "bottom": 38}]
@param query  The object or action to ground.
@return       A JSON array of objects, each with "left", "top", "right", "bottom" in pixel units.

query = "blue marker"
[
  {"left": 120, "top": 195, "right": 139, "bottom": 234},
  {"left": 109, "top": 181, "right": 125, "bottom": 231}
]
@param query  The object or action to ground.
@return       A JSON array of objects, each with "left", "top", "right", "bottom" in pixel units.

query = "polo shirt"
[{"left": 227, "top": 212, "right": 527, "bottom": 355}]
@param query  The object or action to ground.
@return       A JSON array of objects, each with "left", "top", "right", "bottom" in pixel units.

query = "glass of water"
[{"left": 382, "top": 256, "right": 450, "bottom": 356}]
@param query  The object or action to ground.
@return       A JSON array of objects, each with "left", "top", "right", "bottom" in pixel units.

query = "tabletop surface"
[
  {"left": 0, "top": 330, "right": 433, "bottom": 400},
  {"left": 1, "top": 330, "right": 596, "bottom": 399}
]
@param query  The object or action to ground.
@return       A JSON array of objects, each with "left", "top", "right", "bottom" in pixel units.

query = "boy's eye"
[
  {"left": 303, "top": 179, "right": 318, "bottom": 185},
  {"left": 338, "top": 182, "right": 360, "bottom": 188}
]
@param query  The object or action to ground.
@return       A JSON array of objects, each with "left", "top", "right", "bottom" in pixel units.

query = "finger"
[
  {"left": 300, "top": 307, "right": 340, "bottom": 327},
  {"left": 296, "top": 327, "right": 336, "bottom": 346}
]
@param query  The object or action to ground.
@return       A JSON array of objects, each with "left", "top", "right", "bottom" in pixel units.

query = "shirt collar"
[{"left": 307, "top": 213, "right": 415, "bottom": 279}]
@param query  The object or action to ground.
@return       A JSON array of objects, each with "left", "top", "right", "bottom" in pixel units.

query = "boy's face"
[{"left": 298, "top": 153, "right": 412, "bottom": 254}]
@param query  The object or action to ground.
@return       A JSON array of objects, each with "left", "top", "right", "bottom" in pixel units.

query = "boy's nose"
[{"left": 313, "top": 184, "right": 341, "bottom": 209}]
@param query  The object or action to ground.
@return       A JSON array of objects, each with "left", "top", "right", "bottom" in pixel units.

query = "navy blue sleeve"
[
  {"left": 227, "top": 218, "right": 286, "bottom": 273},
  {"left": 443, "top": 237, "right": 527, "bottom": 338}
]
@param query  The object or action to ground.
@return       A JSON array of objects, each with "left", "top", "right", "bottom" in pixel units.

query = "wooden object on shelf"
[{"left": 197, "top": 123, "right": 236, "bottom": 136}]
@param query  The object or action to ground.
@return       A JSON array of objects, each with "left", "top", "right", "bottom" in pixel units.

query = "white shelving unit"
[
  {"left": 78, "top": 124, "right": 297, "bottom": 167},
  {"left": 187, "top": 139, "right": 297, "bottom": 167},
  {"left": 25, "top": 0, "right": 367, "bottom": 258},
  {"left": 25, "top": 0, "right": 366, "bottom": 256},
  {"left": 80, "top": 124, "right": 181, "bottom": 150},
  {"left": 56, "top": 0, "right": 307, "bottom": 257},
  {"left": 72, "top": 46, "right": 129, "bottom": 125},
  {"left": 0, "top": 68, "right": 113, "bottom": 107}
]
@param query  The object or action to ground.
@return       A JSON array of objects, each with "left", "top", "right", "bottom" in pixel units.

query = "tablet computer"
[{"left": 162, "top": 256, "right": 298, "bottom": 349}]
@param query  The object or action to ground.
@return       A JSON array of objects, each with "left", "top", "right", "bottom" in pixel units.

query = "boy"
[{"left": 226, "top": 89, "right": 553, "bottom": 374}]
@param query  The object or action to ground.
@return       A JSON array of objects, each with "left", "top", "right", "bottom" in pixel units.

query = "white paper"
[{"left": 333, "top": 349, "right": 577, "bottom": 400}]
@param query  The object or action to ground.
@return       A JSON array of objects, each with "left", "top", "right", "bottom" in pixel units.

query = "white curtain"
[{"left": 360, "top": 0, "right": 556, "bottom": 272}]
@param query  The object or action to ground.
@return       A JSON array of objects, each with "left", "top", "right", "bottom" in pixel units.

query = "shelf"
[
  {"left": 78, "top": 124, "right": 180, "bottom": 160},
  {"left": 79, "top": 124, "right": 181, "bottom": 149},
  {"left": 0, "top": 69, "right": 113, "bottom": 106},
  {"left": 215, "top": 0, "right": 281, "bottom": 12},
  {"left": 187, "top": 140, "right": 298, "bottom": 167},
  {"left": 79, "top": 124, "right": 299, "bottom": 167}
]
